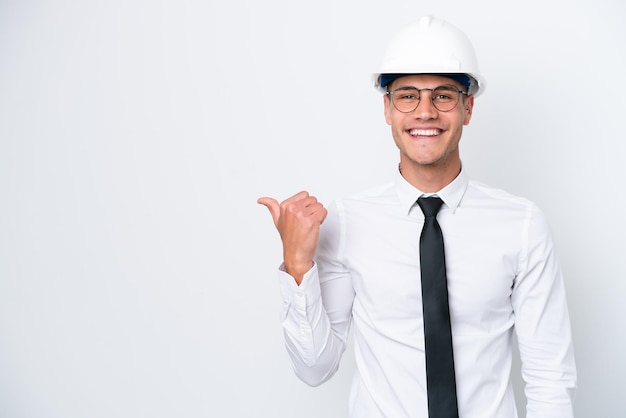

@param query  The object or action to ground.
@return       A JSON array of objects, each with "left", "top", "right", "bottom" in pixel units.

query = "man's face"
[{"left": 383, "top": 74, "right": 474, "bottom": 172}]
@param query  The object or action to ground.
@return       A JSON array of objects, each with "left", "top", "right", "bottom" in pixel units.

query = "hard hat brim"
[{"left": 372, "top": 71, "right": 486, "bottom": 97}]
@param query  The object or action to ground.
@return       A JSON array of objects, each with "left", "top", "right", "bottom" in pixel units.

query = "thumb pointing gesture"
[
  {"left": 257, "top": 197, "right": 280, "bottom": 227},
  {"left": 257, "top": 191, "right": 327, "bottom": 284}
]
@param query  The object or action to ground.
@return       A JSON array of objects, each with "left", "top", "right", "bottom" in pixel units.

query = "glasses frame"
[{"left": 385, "top": 84, "right": 469, "bottom": 113}]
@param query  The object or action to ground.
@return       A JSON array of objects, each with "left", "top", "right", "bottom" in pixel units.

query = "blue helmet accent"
[{"left": 380, "top": 73, "right": 472, "bottom": 90}]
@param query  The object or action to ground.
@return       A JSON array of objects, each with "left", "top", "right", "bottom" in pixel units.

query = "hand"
[{"left": 257, "top": 191, "right": 327, "bottom": 285}]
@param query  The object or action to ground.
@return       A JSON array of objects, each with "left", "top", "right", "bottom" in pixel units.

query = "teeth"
[{"left": 409, "top": 129, "right": 439, "bottom": 136}]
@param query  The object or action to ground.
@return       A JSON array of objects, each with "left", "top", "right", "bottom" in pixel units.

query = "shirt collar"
[{"left": 395, "top": 167, "right": 468, "bottom": 215}]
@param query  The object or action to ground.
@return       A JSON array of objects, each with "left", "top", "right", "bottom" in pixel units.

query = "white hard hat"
[{"left": 373, "top": 15, "right": 486, "bottom": 96}]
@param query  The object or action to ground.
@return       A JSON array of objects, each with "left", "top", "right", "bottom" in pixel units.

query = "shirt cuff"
[{"left": 277, "top": 262, "right": 322, "bottom": 308}]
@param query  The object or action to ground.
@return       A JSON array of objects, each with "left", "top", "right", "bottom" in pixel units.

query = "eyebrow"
[
  {"left": 393, "top": 84, "right": 458, "bottom": 91},
  {"left": 393, "top": 86, "right": 420, "bottom": 91}
]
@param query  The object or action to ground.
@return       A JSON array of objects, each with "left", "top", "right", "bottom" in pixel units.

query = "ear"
[
  {"left": 463, "top": 95, "right": 475, "bottom": 126},
  {"left": 383, "top": 94, "right": 392, "bottom": 126}
]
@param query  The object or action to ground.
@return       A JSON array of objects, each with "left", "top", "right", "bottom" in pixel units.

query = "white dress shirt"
[{"left": 277, "top": 169, "right": 576, "bottom": 418}]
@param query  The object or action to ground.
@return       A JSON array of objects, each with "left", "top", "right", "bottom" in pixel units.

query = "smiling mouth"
[{"left": 408, "top": 128, "right": 441, "bottom": 137}]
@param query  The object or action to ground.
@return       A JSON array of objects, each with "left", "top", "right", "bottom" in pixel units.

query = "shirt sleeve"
[
  {"left": 277, "top": 200, "right": 355, "bottom": 387},
  {"left": 512, "top": 204, "right": 577, "bottom": 417}
]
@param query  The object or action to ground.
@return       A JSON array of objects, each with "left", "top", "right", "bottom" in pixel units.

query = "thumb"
[{"left": 257, "top": 197, "right": 280, "bottom": 227}]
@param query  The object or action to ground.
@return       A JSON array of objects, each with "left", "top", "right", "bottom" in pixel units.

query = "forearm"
[
  {"left": 278, "top": 264, "right": 352, "bottom": 386},
  {"left": 514, "top": 206, "right": 577, "bottom": 416},
  {"left": 518, "top": 296, "right": 576, "bottom": 417}
]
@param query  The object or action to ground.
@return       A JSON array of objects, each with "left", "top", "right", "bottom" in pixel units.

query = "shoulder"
[
  {"left": 321, "top": 180, "right": 400, "bottom": 231},
  {"left": 462, "top": 179, "right": 551, "bottom": 228},
  {"left": 329, "top": 180, "right": 398, "bottom": 212},
  {"left": 349, "top": 180, "right": 397, "bottom": 201},
  {"left": 466, "top": 179, "right": 539, "bottom": 210}
]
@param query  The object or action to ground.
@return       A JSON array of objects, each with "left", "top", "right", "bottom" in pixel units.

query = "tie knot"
[{"left": 417, "top": 196, "right": 444, "bottom": 218}]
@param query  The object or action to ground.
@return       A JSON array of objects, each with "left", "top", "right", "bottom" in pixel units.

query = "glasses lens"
[
  {"left": 432, "top": 85, "right": 461, "bottom": 112},
  {"left": 391, "top": 88, "right": 420, "bottom": 112}
]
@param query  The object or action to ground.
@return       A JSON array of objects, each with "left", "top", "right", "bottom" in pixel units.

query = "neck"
[{"left": 399, "top": 159, "right": 461, "bottom": 193}]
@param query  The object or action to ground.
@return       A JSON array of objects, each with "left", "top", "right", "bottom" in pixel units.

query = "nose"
[{"left": 412, "top": 91, "right": 438, "bottom": 119}]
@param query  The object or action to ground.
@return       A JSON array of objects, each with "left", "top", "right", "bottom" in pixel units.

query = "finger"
[
  {"left": 290, "top": 192, "right": 322, "bottom": 210},
  {"left": 257, "top": 197, "right": 280, "bottom": 227},
  {"left": 296, "top": 199, "right": 328, "bottom": 225},
  {"left": 300, "top": 199, "right": 324, "bottom": 216},
  {"left": 310, "top": 204, "right": 328, "bottom": 225},
  {"left": 283, "top": 190, "right": 311, "bottom": 206},
  {"left": 319, "top": 206, "right": 328, "bottom": 224}
]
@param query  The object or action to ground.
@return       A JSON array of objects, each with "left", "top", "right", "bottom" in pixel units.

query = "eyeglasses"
[{"left": 386, "top": 85, "right": 468, "bottom": 113}]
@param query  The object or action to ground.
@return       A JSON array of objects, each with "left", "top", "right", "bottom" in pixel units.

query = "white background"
[{"left": 1, "top": 0, "right": 624, "bottom": 417}]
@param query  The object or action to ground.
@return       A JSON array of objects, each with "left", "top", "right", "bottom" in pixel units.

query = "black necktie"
[{"left": 417, "top": 196, "right": 458, "bottom": 418}]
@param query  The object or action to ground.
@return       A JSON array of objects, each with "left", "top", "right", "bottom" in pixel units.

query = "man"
[{"left": 258, "top": 16, "right": 576, "bottom": 418}]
